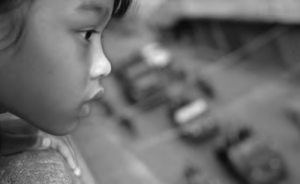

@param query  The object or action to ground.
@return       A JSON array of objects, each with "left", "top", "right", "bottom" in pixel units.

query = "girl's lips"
[
  {"left": 91, "top": 87, "right": 105, "bottom": 101},
  {"left": 79, "top": 87, "right": 105, "bottom": 117},
  {"left": 79, "top": 103, "right": 90, "bottom": 117},
  {"left": 79, "top": 86, "right": 105, "bottom": 117}
]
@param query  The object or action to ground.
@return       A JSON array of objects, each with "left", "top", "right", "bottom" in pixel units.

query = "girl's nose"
[
  {"left": 90, "top": 39, "right": 111, "bottom": 79},
  {"left": 90, "top": 54, "right": 111, "bottom": 79}
]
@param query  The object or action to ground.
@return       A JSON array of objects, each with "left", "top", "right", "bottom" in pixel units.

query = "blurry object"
[
  {"left": 194, "top": 78, "right": 216, "bottom": 100},
  {"left": 115, "top": 60, "right": 166, "bottom": 108},
  {"left": 137, "top": 0, "right": 166, "bottom": 21},
  {"left": 98, "top": 99, "right": 114, "bottom": 117},
  {"left": 118, "top": 116, "right": 138, "bottom": 137},
  {"left": 215, "top": 127, "right": 287, "bottom": 184},
  {"left": 167, "top": 86, "right": 219, "bottom": 142},
  {"left": 166, "top": 66, "right": 187, "bottom": 81},
  {"left": 184, "top": 166, "right": 222, "bottom": 184},
  {"left": 285, "top": 97, "right": 300, "bottom": 130},
  {"left": 141, "top": 42, "right": 172, "bottom": 68},
  {"left": 149, "top": 0, "right": 300, "bottom": 27},
  {"left": 157, "top": 17, "right": 288, "bottom": 57},
  {"left": 114, "top": 42, "right": 173, "bottom": 109}
]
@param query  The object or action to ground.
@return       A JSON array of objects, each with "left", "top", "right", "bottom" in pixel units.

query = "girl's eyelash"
[{"left": 79, "top": 30, "right": 99, "bottom": 41}]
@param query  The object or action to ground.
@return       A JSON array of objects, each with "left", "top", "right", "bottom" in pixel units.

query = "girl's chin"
[{"left": 38, "top": 118, "right": 80, "bottom": 136}]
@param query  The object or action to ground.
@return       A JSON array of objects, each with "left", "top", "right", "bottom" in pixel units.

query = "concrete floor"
[{"left": 71, "top": 24, "right": 300, "bottom": 184}]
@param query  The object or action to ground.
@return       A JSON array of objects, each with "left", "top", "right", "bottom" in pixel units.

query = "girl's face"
[{"left": 0, "top": 0, "right": 114, "bottom": 135}]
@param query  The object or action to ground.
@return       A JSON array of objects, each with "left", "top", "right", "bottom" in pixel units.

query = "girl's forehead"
[
  {"left": 76, "top": 0, "right": 114, "bottom": 8},
  {"left": 31, "top": 0, "right": 115, "bottom": 21},
  {"left": 38, "top": 0, "right": 114, "bottom": 12}
]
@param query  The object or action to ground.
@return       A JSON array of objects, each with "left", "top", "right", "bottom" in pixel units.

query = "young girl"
[{"left": 0, "top": 0, "right": 132, "bottom": 176}]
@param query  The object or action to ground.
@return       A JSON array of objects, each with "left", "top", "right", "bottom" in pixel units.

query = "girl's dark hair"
[
  {"left": 113, "top": 0, "right": 132, "bottom": 19},
  {"left": 0, "top": 0, "right": 29, "bottom": 52},
  {"left": 0, "top": 0, "right": 23, "bottom": 14},
  {"left": 0, "top": 0, "right": 132, "bottom": 15}
]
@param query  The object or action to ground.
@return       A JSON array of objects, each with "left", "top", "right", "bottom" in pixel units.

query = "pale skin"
[{"left": 0, "top": 0, "right": 115, "bottom": 175}]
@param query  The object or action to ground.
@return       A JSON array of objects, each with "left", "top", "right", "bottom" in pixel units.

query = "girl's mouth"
[
  {"left": 79, "top": 86, "right": 105, "bottom": 117},
  {"left": 91, "top": 87, "right": 105, "bottom": 101}
]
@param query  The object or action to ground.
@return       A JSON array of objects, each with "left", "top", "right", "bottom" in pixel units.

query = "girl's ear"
[
  {"left": 0, "top": 0, "right": 31, "bottom": 53},
  {"left": 0, "top": 15, "right": 17, "bottom": 52}
]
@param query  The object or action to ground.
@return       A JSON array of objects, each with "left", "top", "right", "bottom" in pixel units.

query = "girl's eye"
[{"left": 80, "top": 30, "right": 98, "bottom": 42}]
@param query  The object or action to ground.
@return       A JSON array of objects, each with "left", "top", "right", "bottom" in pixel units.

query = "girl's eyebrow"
[{"left": 76, "top": 2, "right": 109, "bottom": 16}]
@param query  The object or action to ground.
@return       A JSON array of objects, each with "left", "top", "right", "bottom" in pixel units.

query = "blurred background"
[{"left": 71, "top": 0, "right": 300, "bottom": 184}]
